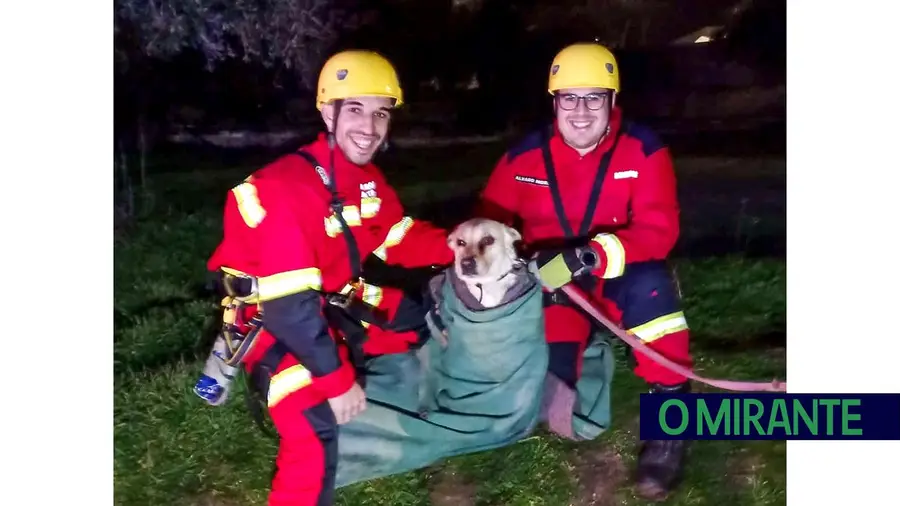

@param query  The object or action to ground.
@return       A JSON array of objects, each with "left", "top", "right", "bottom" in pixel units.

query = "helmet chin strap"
[
  {"left": 597, "top": 91, "right": 615, "bottom": 143},
  {"left": 598, "top": 123, "right": 611, "bottom": 144},
  {"left": 379, "top": 99, "right": 396, "bottom": 153},
  {"left": 327, "top": 99, "right": 343, "bottom": 150},
  {"left": 593, "top": 90, "right": 615, "bottom": 142},
  {"left": 326, "top": 99, "right": 344, "bottom": 189}
]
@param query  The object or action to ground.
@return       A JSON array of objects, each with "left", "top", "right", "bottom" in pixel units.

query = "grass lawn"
[{"left": 114, "top": 145, "right": 786, "bottom": 506}]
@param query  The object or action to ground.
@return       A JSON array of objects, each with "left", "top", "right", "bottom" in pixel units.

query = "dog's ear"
[
  {"left": 447, "top": 221, "right": 468, "bottom": 246},
  {"left": 447, "top": 222, "right": 461, "bottom": 247},
  {"left": 503, "top": 225, "right": 522, "bottom": 245},
  {"left": 502, "top": 225, "right": 525, "bottom": 259}
]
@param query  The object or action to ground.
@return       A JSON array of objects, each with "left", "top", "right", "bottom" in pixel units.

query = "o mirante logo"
[{"left": 639, "top": 393, "right": 900, "bottom": 441}]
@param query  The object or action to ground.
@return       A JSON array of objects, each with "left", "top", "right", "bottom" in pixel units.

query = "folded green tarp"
[{"left": 334, "top": 269, "right": 615, "bottom": 488}]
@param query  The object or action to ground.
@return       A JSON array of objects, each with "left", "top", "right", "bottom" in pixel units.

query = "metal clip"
[
  {"left": 326, "top": 293, "right": 353, "bottom": 309},
  {"left": 221, "top": 297, "right": 238, "bottom": 325},
  {"left": 221, "top": 270, "right": 259, "bottom": 300},
  {"left": 326, "top": 278, "right": 363, "bottom": 309}
]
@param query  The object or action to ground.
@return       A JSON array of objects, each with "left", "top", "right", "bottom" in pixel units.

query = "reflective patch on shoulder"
[
  {"left": 514, "top": 175, "right": 549, "bottom": 187},
  {"left": 231, "top": 178, "right": 266, "bottom": 228}
]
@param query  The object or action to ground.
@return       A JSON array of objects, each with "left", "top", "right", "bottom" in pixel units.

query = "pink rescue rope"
[{"left": 559, "top": 283, "right": 787, "bottom": 393}]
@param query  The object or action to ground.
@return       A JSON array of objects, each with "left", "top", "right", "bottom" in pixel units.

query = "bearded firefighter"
[
  {"left": 204, "top": 50, "right": 454, "bottom": 506},
  {"left": 475, "top": 42, "right": 695, "bottom": 501}
]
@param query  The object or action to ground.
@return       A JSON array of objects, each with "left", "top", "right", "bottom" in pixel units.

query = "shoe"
[{"left": 634, "top": 381, "right": 690, "bottom": 501}]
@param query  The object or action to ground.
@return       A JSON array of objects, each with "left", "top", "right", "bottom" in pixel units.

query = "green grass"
[{"left": 114, "top": 149, "right": 786, "bottom": 506}]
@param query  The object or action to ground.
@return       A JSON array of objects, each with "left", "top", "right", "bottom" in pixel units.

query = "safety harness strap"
[
  {"left": 294, "top": 149, "right": 363, "bottom": 281},
  {"left": 220, "top": 300, "right": 265, "bottom": 367},
  {"left": 322, "top": 304, "right": 370, "bottom": 388},
  {"left": 339, "top": 291, "right": 432, "bottom": 333},
  {"left": 538, "top": 123, "right": 628, "bottom": 356},
  {"left": 540, "top": 123, "right": 627, "bottom": 239},
  {"left": 293, "top": 148, "right": 430, "bottom": 335},
  {"left": 539, "top": 123, "right": 626, "bottom": 312},
  {"left": 240, "top": 149, "right": 377, "bottom": 437},
  {"left": 235, "top": 146, "right": 436, "bottom": 437}
]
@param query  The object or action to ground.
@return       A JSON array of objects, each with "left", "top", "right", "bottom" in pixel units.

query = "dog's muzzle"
[{"left": 460, "top": 257, "right": 477, "bottom": 276}]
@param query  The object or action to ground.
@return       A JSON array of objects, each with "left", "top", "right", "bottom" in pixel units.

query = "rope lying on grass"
[{"left": 560, "top": 283, "right": 787, "bottom": 393}]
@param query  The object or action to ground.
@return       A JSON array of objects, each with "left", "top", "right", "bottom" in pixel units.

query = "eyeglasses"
[{"left": 556, "top": 92, "right": 610, "bottom": 111}]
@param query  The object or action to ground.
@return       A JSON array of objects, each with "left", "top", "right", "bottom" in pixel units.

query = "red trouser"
[
  {"left": 253, "top": 284, "right": 425, "bottom": 505},
  {"left": 268, "top": 394, "right": 338, "bottom": 506},
  {"left": 241, "top": 330, "right": 348, "bottom": 506},
  {"left": 544, "top": 260, "right": 693, "bottom": 387}
]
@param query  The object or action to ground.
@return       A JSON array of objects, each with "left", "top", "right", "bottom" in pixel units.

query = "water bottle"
[{"left": 193, "top": 333, "right": 239, "bottom": 406}]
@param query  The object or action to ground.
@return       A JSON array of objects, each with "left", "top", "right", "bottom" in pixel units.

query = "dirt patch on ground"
[
  {"left": 182, "top": 493, "right": 245, "bottom": 506},
  {"left": 428, "top": 469, "right": 479, "bottom": 506},
  {"left": 726, "top": 448, "right": 766, "bottom": 489},
  {"left": 569, "top": 447, "right": 629, "bottom": 506}
]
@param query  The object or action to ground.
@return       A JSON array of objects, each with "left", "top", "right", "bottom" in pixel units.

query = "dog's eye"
[
  {"left": 456, "top": 239, "right": 466, "bottom": 247},
  {"left": 479, "top": 236, "right": 495, "bottom": 248}
]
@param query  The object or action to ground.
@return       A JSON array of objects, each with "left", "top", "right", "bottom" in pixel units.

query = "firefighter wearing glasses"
[
  {"left": 205, "top": 50, "right": 454, "bottom": 506},
  {"left": 476, "top": 42, "right": 695, "bottom": 501}
]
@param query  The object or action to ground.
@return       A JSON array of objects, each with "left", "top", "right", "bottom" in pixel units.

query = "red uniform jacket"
[
  {"left": 207, "top": 133, "right": 453, "bottom": 407},
  {"left": 476, "top": 107, "right": 680, "bottom": 279}
]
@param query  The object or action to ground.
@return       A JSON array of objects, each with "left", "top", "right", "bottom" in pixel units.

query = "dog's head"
[{"left": 447, "top": 218, "right": 523, "bottom": 283}]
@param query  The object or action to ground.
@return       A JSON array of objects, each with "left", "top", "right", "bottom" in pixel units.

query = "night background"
[{"left": 113, "top": 0, "right": 788, "bottom": 504}]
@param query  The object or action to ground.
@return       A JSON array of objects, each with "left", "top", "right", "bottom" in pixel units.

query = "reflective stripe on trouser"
[
  {"left": 544, "top": 260, "right": 694, "bottom": 386},
  {"left": 268, "top": 394, "right": 338, "bottom": 506}
]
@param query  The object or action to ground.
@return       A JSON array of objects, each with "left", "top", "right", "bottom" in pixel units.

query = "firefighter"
[
  {"left": 475, "top": 42, "right": 694, "bottom": 501},
  {"left": 206, "top": 50, "right": 454, "bottom": 506}
]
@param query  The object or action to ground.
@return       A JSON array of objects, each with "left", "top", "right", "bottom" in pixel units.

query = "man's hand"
[
  {"left": 327, "top": 382, "right": 367, "bottom": 424},
  {"left": 528, "top": 246, "right": 599, "bottom": 291}
]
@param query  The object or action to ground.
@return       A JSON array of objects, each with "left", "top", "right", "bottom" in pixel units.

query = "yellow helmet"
[
  {"left": 316, "top": 50, "right": 404, "bottom": 110},
  {"left": 547, "top": 43, "right": 620, "bottom": 94}
]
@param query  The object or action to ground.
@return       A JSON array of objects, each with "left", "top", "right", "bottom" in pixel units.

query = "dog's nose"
[{"left": 460, "top": 256, "right": 477, "bottom": 275}]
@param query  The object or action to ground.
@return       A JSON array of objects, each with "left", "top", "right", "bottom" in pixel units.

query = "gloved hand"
[{"left": 528, "top": 246, "right": 599, "bottom": 291}]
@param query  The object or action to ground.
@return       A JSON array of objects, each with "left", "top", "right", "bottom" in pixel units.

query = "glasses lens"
[
  {"left": 557, "top": 93, "right": 608, "bottom": 111},
  {"left": 557, "top": 94, "right": 578, "bottom": 110}
]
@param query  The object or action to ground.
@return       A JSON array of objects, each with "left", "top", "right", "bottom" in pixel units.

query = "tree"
[
  {"left": 115, "top": 0, "right": 363, "bottom": 91},
  {"left": 517, "top": 0, "right": 736, "bottom": 48},
  {"left": 113, "top": 0, "right": 364, "bottom": 227}
]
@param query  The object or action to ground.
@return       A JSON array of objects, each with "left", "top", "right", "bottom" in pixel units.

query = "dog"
[{"left": 446, "top": 218, "right": 526, "bottom": 309}]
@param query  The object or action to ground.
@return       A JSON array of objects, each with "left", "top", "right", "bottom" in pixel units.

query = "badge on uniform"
[
  {"left": 606, "top": 63, "right": 614, "bottom": 74},
  {"left": 551, "top": 65, "right": 559, "bottom": 75},
  {"left": 337, "top": 69, "right": 349, "bottom": 80},
  {"left": 315, "top": 165, "right": 331, "bottom": 186}
]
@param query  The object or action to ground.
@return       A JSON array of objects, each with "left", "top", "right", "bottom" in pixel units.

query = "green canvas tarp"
[{"left": 334, "top": 269, "right": 616, "bottom": 488}]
